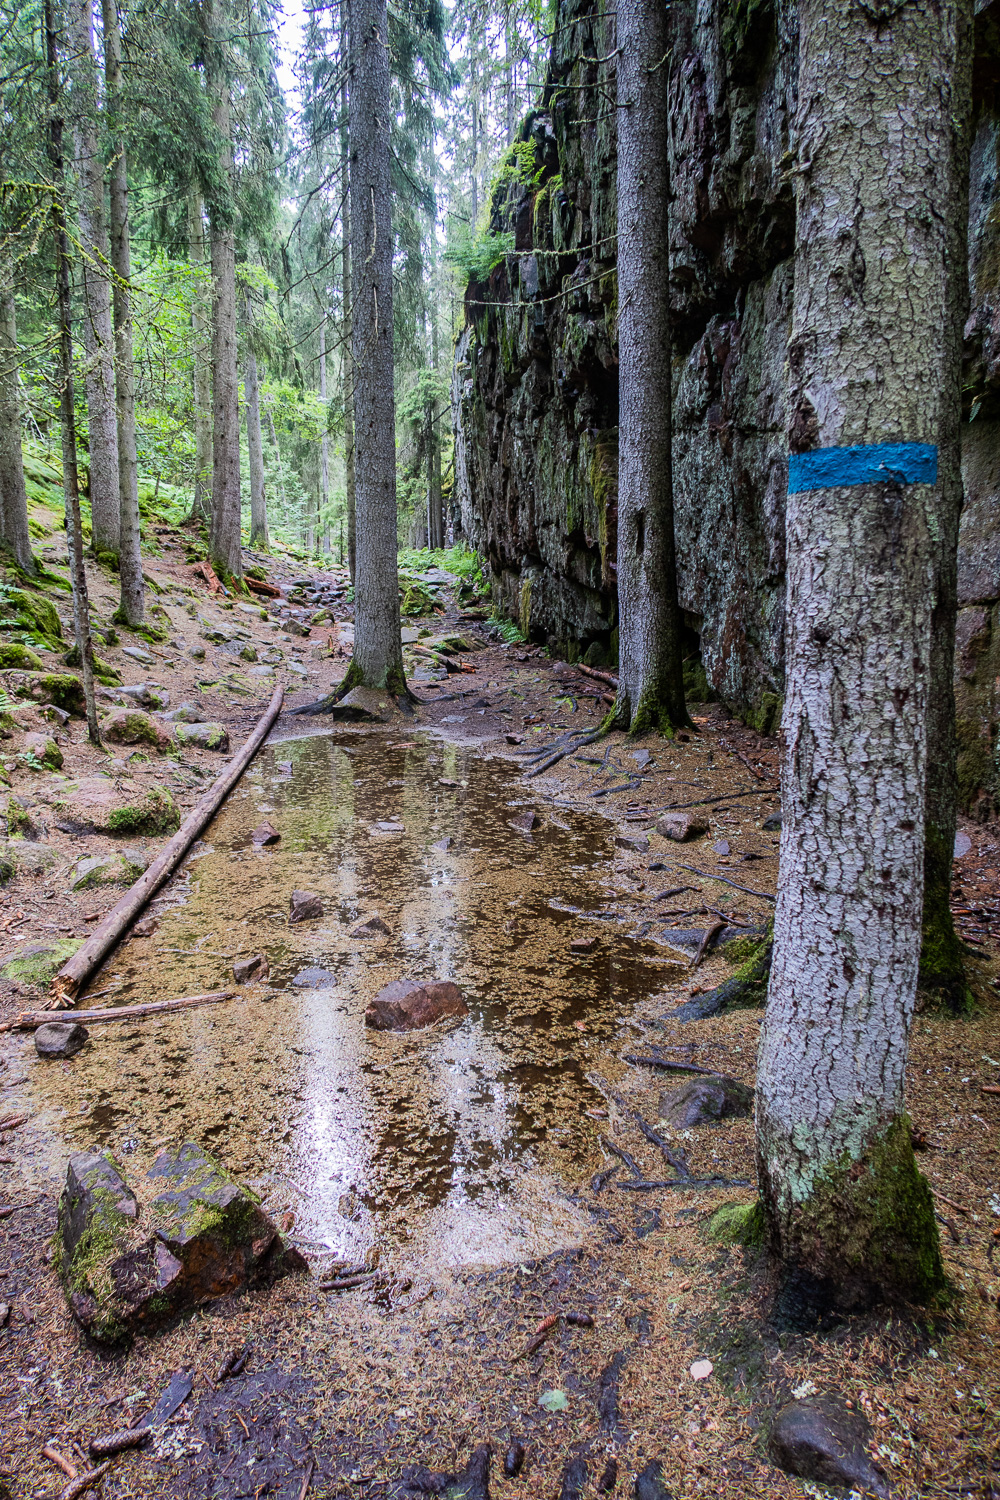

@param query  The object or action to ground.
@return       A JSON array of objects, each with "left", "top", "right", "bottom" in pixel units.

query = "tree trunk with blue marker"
[{"left": 756, "top": 0, "right": 972, "bottom": 1307}]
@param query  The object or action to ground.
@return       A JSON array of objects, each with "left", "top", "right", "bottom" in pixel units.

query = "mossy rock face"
[
  {"left": 0, "top": 588, "right": 64, "bottom": 645},
  {"left": 68, "top": 850, "right": 147, "bottom": 891},
  {"left": 0, "top": 643, "right": 43, "bottom": 671},
  {"left": 0, "top": 837, "right": 60, "bottom": 883},
  {"left": 63, "top": 643, "right": 122, "bottom": 685},
  {"left": 106, "top": 785, "right": 180, "bottom": 835},
  {"left": 746, "top": 690, "right": 782, "bottom": 737},
  {"left": 21, "top": 732, "right": 63, "bottom": 770},
  {"left": 96, "top": 551, "right": 120, "bottom": 572},
  {"left": 102, "top": 709, "right": 172, "bottom": 752},
  {"left": 2, "top": 937, "right": 81, "bottom": 986},
  {"left": 27, "top": 672, "right": 85, "bottom": 716},
  {"left": 59, "top": 1142, "right": 306, "bottom": 1344},
  {"left": 173, "top": 721, "right": 229, "bottom": 752},
  {"left": 706, "top": 1199, "right": 766, "bottom": 1248}
]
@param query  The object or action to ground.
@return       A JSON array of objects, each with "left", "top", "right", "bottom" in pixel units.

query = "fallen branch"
[
  {"left": 1, "top": 991, "right": 235, "bottom": 1032},
  {"left": 0, "top": 1195, "right": 43, "bottom": 1219},
  {"left": 717, "top": 738, "right": 768, "bottom": 782},
  {"left": 319, "top": 1272, "right": 378, "bottom": 1291},
  {"left": 932, "top": 1188, "right": 969, "bottom": 1216},
  {"left": 659, "top": 787, "right": 778, "bottom": 811},
  {"left": 43, "top": 1445, "right": 76, "bottom": 1479},
  {"left": 575, "top": 663, "right": 619, "bottom": 688},
  {"left": 298, "top": 1457, "right": 316, "bottom": 1500},
  {"left": 691, "top": 918, "right": 727, "bottom": 968},
  {"left": 599, "top": 1082, "right": 690, "bottom": 1178},
  {"left": 524, "top": 729, "right": 605, "bottom": 778},
  {"left": 623, "top": 1055, "right": 721, "bottom": 1077},
  {"left": 656, "top": 860, "right": 776, "bottom": 903},
  {"left": 616, "top": 1177, "right": 752, "bottom": 1191},
  {"left": 49, "top": 683, "right": 285, "bottom": 1008}
]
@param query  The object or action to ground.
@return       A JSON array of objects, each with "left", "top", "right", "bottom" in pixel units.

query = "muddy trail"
[{"left": 0, "top": 546, "right": 999, "bottom": 1499}]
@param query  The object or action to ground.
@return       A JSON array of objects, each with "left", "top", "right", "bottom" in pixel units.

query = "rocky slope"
[{"left": 453, "top": 0, "right": 1000, "bottom": 806}]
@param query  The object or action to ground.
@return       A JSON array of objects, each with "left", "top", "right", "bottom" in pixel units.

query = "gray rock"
[
  {"left": 509, "top": 809, "right": 539, "bottom": 833},
  {"left": 172, "top": 722, "right": 230, "bottom": 752},
  {"left": 769, "top": 1396, "right": 890, "bottom": 1497},
  {"left": 762, "top": 812, "right": 782, "bottom": 831},
  {"left": 615, "top": 832, "right": 649, "bottom": 852},
  {"left": 232, "top": 953, "right": 269, "bottom": 984},
  {"left": 34, "top": 1021, "right": 89, "bottom": 1058},
  {"left": 658, "top": 1075, "right": 754, "bottom": 1127},
  {"left": 119, "top": 682, "right": 169, "bottom": 710},
  {"left": 656, "top": 812, "right": 708, "bottom": 842},
  {"left": 289, "top": 890, "right": 323, "bottom": 924},
  {"left": 121, "top": 645, "right": 153, "bottom": 665},
  {"left": 189, "top": 644, "right": 206, "bottom": 661},
  {"left": 292, "top": 966, "right": 336, "bottom": 988},
  {"left": 365, "top": 979, "right": 468, "bottom": 1031},
  {"left": 161, "top": 702, "right": 203, "bottom": 723},
  {"left": 252, "top": 821, "right": 280, "bottom": 845},
  {"left": 328, "top": 685, "right": 395, "bottom": 721}
]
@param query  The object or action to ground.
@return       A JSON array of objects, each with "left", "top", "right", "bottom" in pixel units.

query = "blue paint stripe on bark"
[{"left": 787, "top": 443, "right": 938, "bottom": 493}]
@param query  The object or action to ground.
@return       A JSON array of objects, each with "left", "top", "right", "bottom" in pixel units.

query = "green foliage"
[
  {"left": 490, "top": 612, "right": 527, "bottom": 645},
  {"left": 444, "top": 229, "right": 515, "bottom": 283}
]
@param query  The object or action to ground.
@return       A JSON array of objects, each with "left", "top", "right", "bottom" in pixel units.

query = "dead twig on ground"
[
  {"left": 2, "top": 991, "right": 237, "bottom": 1031},
  {"left": 43, "top": 1446, "right": 76, "bottom": 1479},
  {"left": 623, "top": 1055, "right": 721, "bottom": 1077},
  {"left": 598, "top": 1133, "right": 644, "bottom": 1178},
  {"left": 691, "top": 918, "right": 727, "bottom": 968},
  {"left": 654, "top": 860, "right": 776, "bottom": 903},
  {"left": 615, "top": 1177, "right": 752, "bottom": 1190},
  {"left": 298, "top": 1458, "right": 316, "bottom": 1499}
]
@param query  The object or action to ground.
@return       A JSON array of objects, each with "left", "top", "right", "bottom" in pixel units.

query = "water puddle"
[{"left": 17, "top": 731, "right": 683, "bottom": 1274}]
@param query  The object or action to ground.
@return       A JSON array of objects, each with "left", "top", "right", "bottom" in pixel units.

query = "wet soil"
[{"left": 0, "top": 548, "right": 998, "bottom": 1500}]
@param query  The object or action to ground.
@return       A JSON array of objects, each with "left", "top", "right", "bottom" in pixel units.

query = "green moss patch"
[
  {"left": 706, "top": 1199, "right": 766, "bottom": 1248},
  {"left": 3, "top": 937, "right": 81, "bottom": 986},
  {"left": 0, "top": 643, "right": 43, "bottom": 671},
  {"left": 106, "top": 784, "right": 180, "bottom": 835}
]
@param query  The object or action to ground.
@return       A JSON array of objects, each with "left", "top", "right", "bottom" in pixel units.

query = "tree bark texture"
[
  {"left": 613, "top": 0, "right": 688, "bottom": 736},
  {"left": 756, "top": 0, "right": 969, "bottom": 1307},
  {"left": 346, "top": 0, "right": 404, "bottom": 693},
  {"left": 340, "top": 8, "right": 357, "bottom": 585},
  {"left": 102, "top": 0, "right": 143, "bottom": 628},
  {"left": 205, "top": 0, "right": 241, "bottom": 583},
  {"left": 67, "top": 0, "right": 119, "bottom": 557},
  {"left": 319, "top": 314, "right": 329, "bottom": 552},
  {"left": 245, "top": 348, "right": 268, "bottom": 548},
  {"left": 921, "top": 4, "right": 974, "bottom": 1011},
  {"left": 188, "top": 191, "right": 213, "bottom": 523},
  {"left": 0, "top": 290, "right": 36, "bottom": 573},
  {"left": 46, "top": 0, "right": 100, "bottom": 747}
]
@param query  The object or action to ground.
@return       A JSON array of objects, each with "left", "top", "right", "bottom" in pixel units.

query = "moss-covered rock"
[
  {"left": 102, "top": 708, "right": 172, "bottom": 752},
  {"left": 68, "top": 850, "right": 147, "bottom": 890},
  {"left": 59, "top": 1142, "right": 306, "bottom": 1344},
  {"left": 55, "top": 777, "right": 180, "bottom": 836},
  {"left": 20, "top": 732, "right": 62, "bottom": 770},
  {"left": 27, "top": 672, "right": 85, "bottom": 716},
  {"left": 172, "top": 721, "right": 230, "bottom": 752},
  {"left": 0, "top": 643, "right": 43, "bottom": 671},
  {"left": 706, "top": 1199, "right": 766, "bottom": 1247},
  {"left": 3, "top": 937, "right": 81, "bottom": 986},
  {"left": 106, "top": 785, "right": 179, "bottom": 835},
  {"left": 0, "top": 588, "right": 64, "bottom": 645}
]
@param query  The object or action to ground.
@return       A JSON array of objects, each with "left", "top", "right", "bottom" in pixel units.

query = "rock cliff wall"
[{"left": 453, "top": 0, "right": 1000, "bottom": 810}]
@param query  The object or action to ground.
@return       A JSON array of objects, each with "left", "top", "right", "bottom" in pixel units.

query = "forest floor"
[{"left": 0, "top": 512, "right": 998, "bottom": 1500}]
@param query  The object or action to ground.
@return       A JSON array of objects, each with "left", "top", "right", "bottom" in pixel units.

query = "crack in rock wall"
[{"left": 452, "top": 0, "right": 1000, "bottom": 809}]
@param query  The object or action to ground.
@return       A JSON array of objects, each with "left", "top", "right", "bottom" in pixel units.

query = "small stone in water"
[
  {"left": 509, "top": 809, "right": 539, "bottom": 833},
  {"left": 503, "top": 1441, "right": 525, "bottom": 1477},
  {"left": 289, "top": 890, "right": 323, "bottom": 924},
  {"left": 570, "top": 936, "right": 597, "bottom": 954},
  {"left": 252, "top": 821, "right": 280, "bottom": 845},
  {"left": 232, "top": 954, "right": 269, "bottom": 985},
  {"left": 34, "top": 1022, "right": 88, "bottom": 1059},
  {"left": 350, "top": 915, "right": 390, "bottom": 939}
]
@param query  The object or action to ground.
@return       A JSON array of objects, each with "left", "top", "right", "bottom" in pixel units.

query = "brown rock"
[
  {"left": 656, "top": 811, "right": 709, "bottom": 842},
  {"left": 232, "top": 954, "right": 269, "bottom": 984},
  {"left": 289, "top": 890, "right": 323, "bottom": 924},
  {"left": 570, "top": 936, "right": 598, "bottom": 953},
  {"left": 350, "top": 915, "right": 391, "bottom": 939},
  {"left": 251, "top": 821, "right": 280, "bottom": 845},
  {"left": 769, "top": 1397, "right": 890, "bottom": 1498},
  {"left": 365, "top": 979, "right": 469, "bottom": 1031},
  {"left": 615, "top": 833, "right": 649, "bottom": 852},
  {"left": 509, "top": 809, "right": 539, "bottom": 833}
]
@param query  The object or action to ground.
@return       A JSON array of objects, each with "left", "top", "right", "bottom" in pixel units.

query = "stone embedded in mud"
[
  {"left": 658, "top": 1075, "right": 754, "bottom": 1127},
  {"left": 330, "top": 685, "right": 395, "bottom": 722},
  {"left": 233, "top": 953, "right": 269, "bottom": 984},
  {"left": 365, "top": 979, "right": 469, "bottom": 1031},
  {"left": 769, "top": 1396, "right": 890, "bottom": 1498},
  {"left": 289, "top": 890, "right": 323, "bottom": 924},
  {"left": 292, "top": 966, "right": 336, "bottom": 988},
  {"left": 762, "top": 812, "right": 782, "bottom": 831},
  {"left": 509, "top": 809, "right": 539, "bottom": 833},
  {"left": 615, "top": 833, "right": 649, "bottom": 852},
  {"left": 394, "top": 1442, "right": 492, "bottom": 1500},
  {"left": 656, "top": 812, "right": 708, "bottom": 842},
  {"left": 34, "top": 1021, "right": 88, "bottom": 1058},
  {"left": 59, "top": 1143, "right": 306, "bottom": 1344},
  {"left": 69, "top": 850, "right": 147, "bottom": 891},
  {"left": 252, "top": 820, "right": 280, "bottom": 845},
  {"left": 173, "top": 721, "right": 230, "bottom": 752},
  {"left": 350, "top": 915, "right": 391, "bottom": 939}
]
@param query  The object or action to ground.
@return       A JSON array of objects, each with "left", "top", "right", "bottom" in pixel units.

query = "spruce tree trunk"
[
  {"left": 756, "top": 0, "right": 971, "bottom": 1308},
  {"left": 0, "top": 289, "right": 37, "bottom": 574},
  {"left": 188, "top": 191, "right": 213, "bottom": 523},
  {"left": 340, "top": 9, "right": 357, "bottom": 585},
  {"left": 68, "top": 0, "right": 119, "bottom": 558},
  {"left": 921, "top": 11, "right": 974, "bottom": 1012},
  {"left": 205, "top": 0, "right": 241, "bottom": 583},
  {"left": 102, "top": 0, "right": 143, "bottom": 628},
  {"left": 245, "top": 348, "right": 268, "bottom": 548},
  {"left": 319, "top": 314, "right": 329, "bottom": 553},
  {"left": 344, "top": 0, "right": 405, "bottom": 695},
  {"left": 613, "top": 0, "right": 688, "bottom": 736},
  {"left": 46, "top": 0, "right": 100, "bottom": 747}
]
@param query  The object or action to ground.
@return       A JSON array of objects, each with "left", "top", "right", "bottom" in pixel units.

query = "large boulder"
[
  {"left": 53, "top": 777, "right": 180, "bottom": 837},
  {"left": 102, "top": 709, "right": 173, "bottom": 752},
  {"left": 769, "top": 1397, "right": 890, "bottom": 1497},
  {"left": 68, "top": 849, "right": 147, "bottom": 891},
  {"left": 27, "top": 672, "right": 85, "bottom": 716},
  {"left": 0, "top": 838, "right": 60, "bottom": 884},
  {"left": 658, "top": 1075, "right": 754, "bottom": 1127},
  {"left": 365, "top": 979, "right": 468, "bottom": 1032},
  {"left": 59, "top": 1143, "right": 305, "bottom": 1344}
]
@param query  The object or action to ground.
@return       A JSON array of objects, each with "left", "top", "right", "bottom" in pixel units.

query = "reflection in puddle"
[{"left": 23, "top": 731, "right": 682, "bottom": 1273}]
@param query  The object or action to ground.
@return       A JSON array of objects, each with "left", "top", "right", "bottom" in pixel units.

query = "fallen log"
[
  {"left": 1, "top": 990, "right": 236, "bottom": 1032},
  {"left": 575, "top": 663, "right": 619, "bottom": 689},
  {"left": 49, "top": 683, "right": 284, "bottom": 1009}
]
